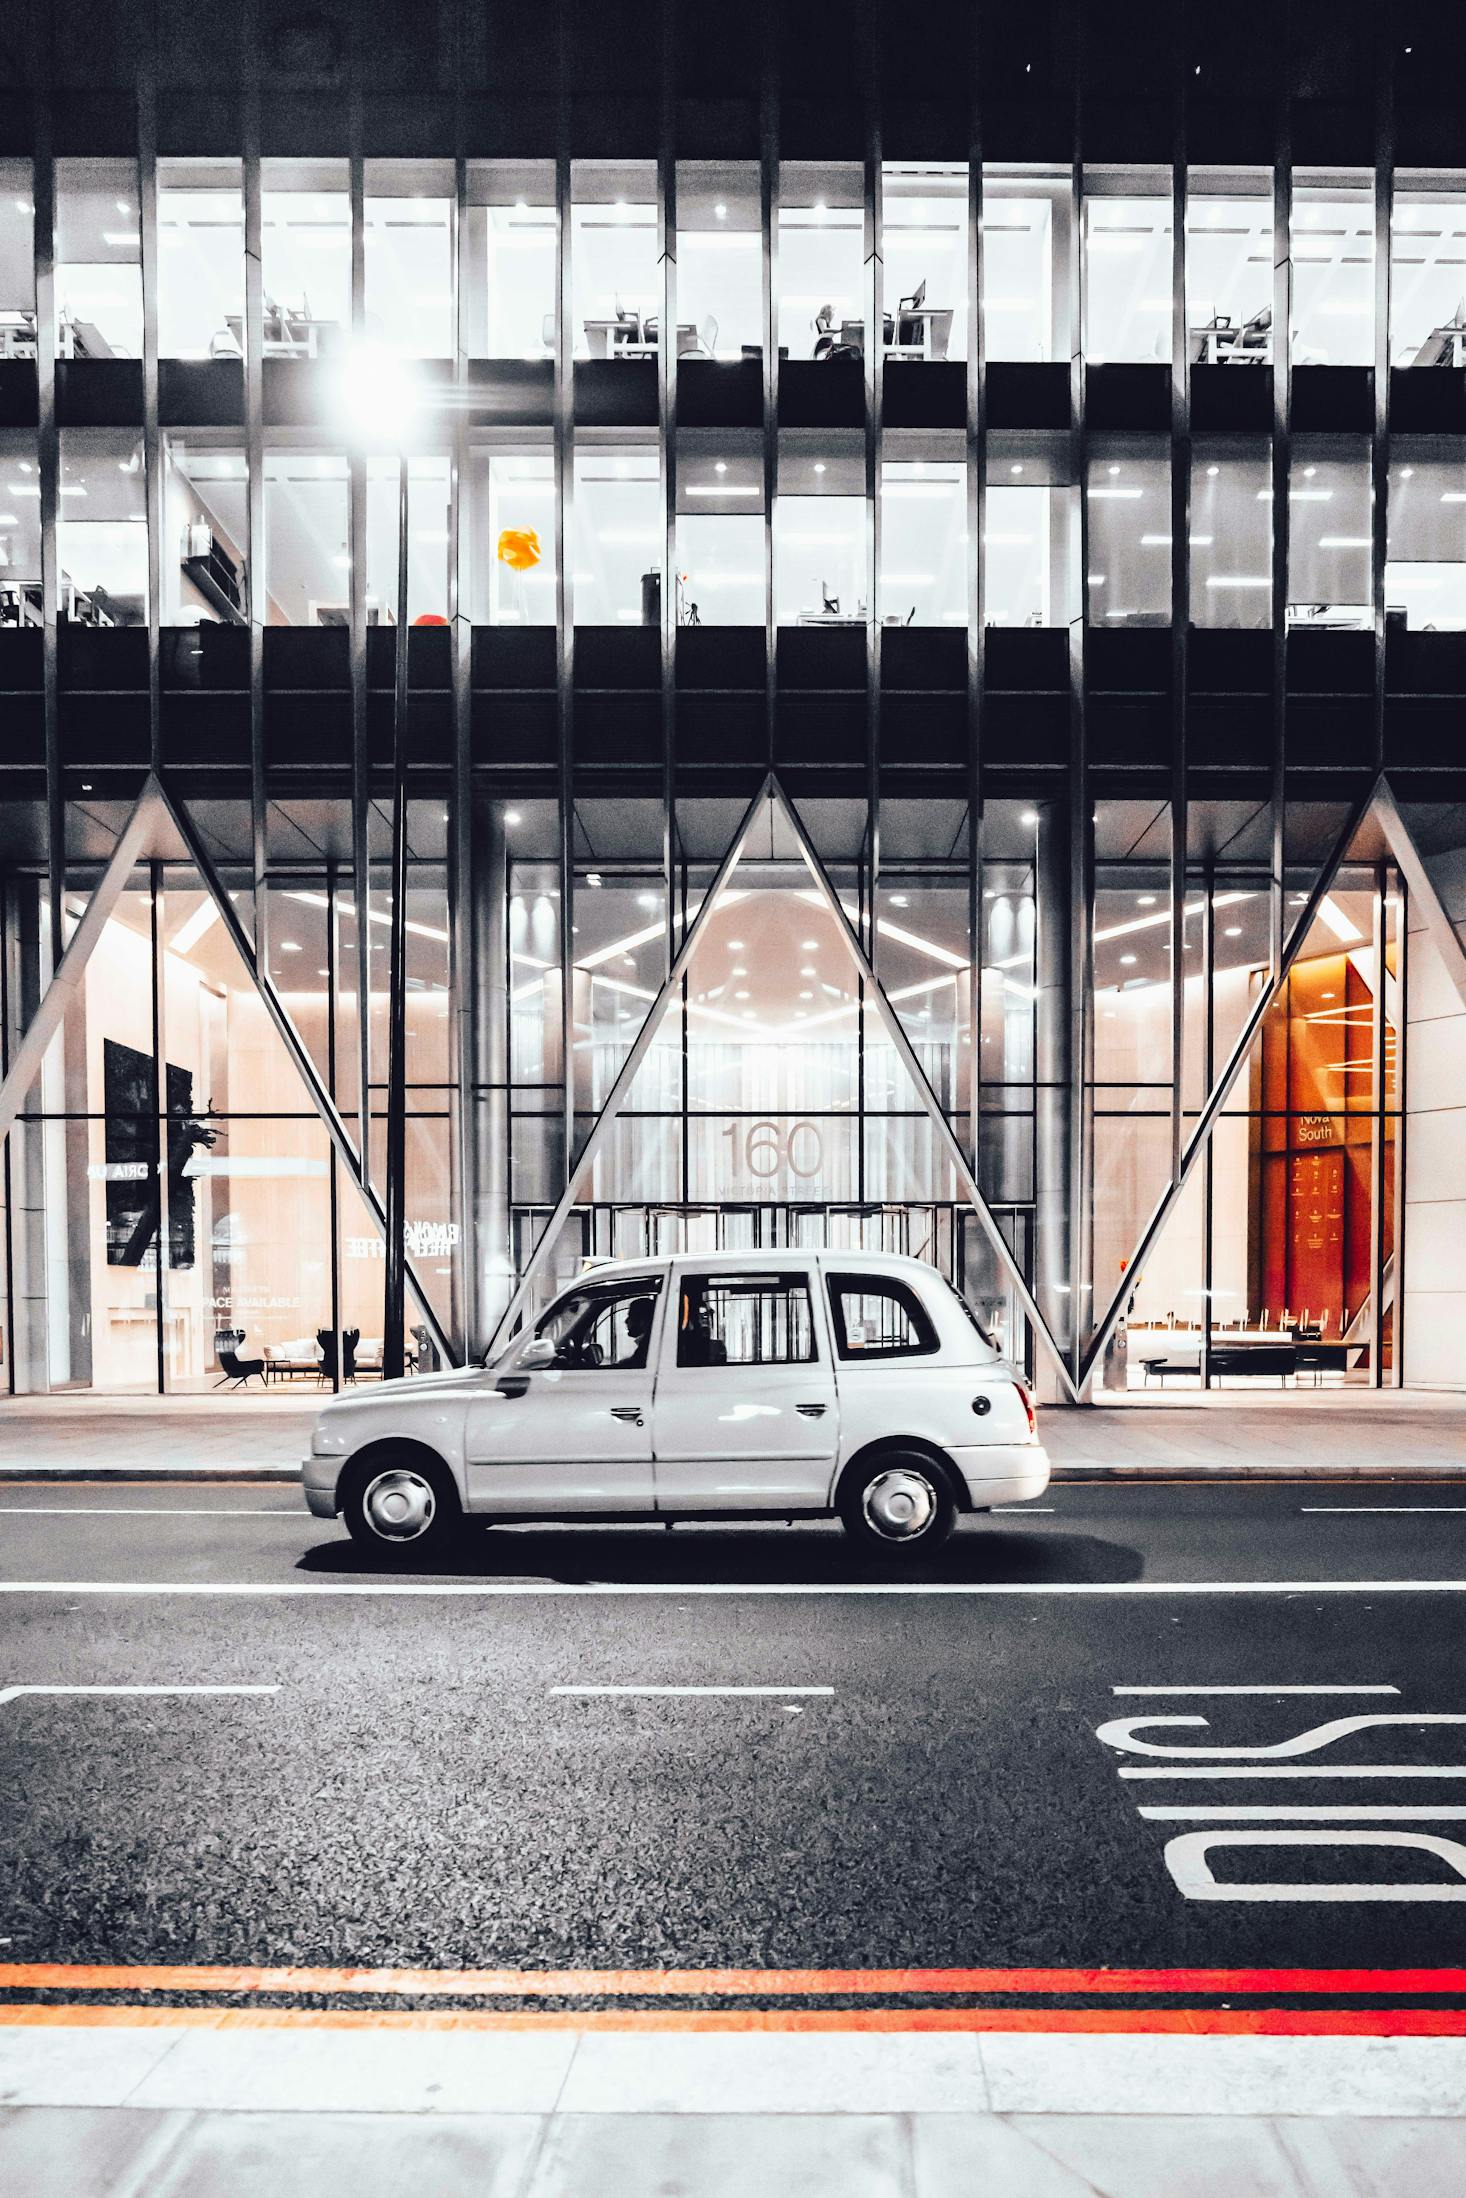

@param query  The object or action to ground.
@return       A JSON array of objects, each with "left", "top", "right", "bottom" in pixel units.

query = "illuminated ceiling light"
[
  {"left": 1137, "top": 894, "right": 1156, "bottom": 906},
  {"left": 1120, "top": 952, "right": 1137, "bottom": 965},
  {"left": 586, "top": 872, "right": 603, "bottom": 887},
  {"left": 731, "top": 964, "right": 747, "bottom": 976},
  {"left": 734, "top": 988, "right": 750, "bottom": 999},
  {"left": 799, "top": 989, "right": 813, "bottom": 1000},
  {"left": 715, "top": 202, "right": 727, "bottom": 220},
  {"left": 1224, "top": 925, "right": 1243, "bottom": 937},
  {"left": 890, "top": 893, "right": 909, "bottom": 907},
  {"left": 637, "top": 891, "right": 658, "bottom": 910},
  {"left": 1317, "top": 894, "right": 1363, "bottom": 944},
  {"left": 715, "top": 461, "right": 727, "bottom": 475},
  {"left": 504, "top": 808, "right": 522, "bottom": 824},
  {"left": 1010, "top": 463, "right": 1024, "bottom": 475},
  {"left": 800, "top": 938, "right": 818, "bottom": 950},
  {"left": 1206, "top": 464, "right": 1219, "bottom": 477},
  {"left": 800, "top": 964, "right": 816, "bottom": 976},
  {"left": 727, "top": 937, "right": 745, "bottom": 949},
  {"left": 813, "top": 463, "right": 826, "bottom": 475},
  {"left": 169, "top": 899, "right": 220, "bottom": 956},
  {"left": 1020, "top": 809, "right": 1039, "bottom": 826}
]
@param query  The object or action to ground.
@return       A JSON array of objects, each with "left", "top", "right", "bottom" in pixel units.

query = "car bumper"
[
  {"left": 302, "top": 1458, "right": 339, "bottom": 1519},
  {"left": 950, "top": 1443, "right": 1051, "bottom": 1508}
]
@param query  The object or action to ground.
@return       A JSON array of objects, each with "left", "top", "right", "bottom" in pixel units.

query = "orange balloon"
[
  {"left": 497, "top": 527, "right": 542, "bottom": 572},
  {"left": 412, "top": 612, "right": 449, "bottom": 626}
]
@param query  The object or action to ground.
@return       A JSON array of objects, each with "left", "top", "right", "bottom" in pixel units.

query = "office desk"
[
  {"left": 1411, "top": 326, "right": 1466, "bottom": 367},
  {"left": 583, "top": 318, "right": 655, "bottom": 359},
  {"left": 887, "top": 306, "right": 954, "bottom": 361},
  {"left": 227, "top": 312, "right": 342, "bottom": 360},
  {"left": 0, "top": 312, "right": 36, "bottom": 359},
  {"left": 1191, "top": 322, "right": 1271, "bottom": 365},
  {"left": 797, "top": 611, "right": 865, "bottom": 626}
]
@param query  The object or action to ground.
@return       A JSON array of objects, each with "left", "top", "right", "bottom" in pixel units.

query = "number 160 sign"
[{"left": 721, "top": 1119, "right": 824, "bottom": 1182}]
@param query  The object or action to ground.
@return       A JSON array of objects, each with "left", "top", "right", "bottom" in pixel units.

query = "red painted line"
[
  {"left": 2, "top": 2002, "right": 1466, "bottom": 2036},
  {"left": 3, "top": 1962, "right": 1466, "bottom": 1999}
]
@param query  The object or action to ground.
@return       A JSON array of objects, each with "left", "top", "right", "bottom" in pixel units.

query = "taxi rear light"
[{"left": 1013, "top": 1381, "right": 1036, "bottom": 1437}]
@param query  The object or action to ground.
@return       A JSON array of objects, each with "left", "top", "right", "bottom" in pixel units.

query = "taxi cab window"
[
  {"left": 677, "top": 1272, "right": 816, "bottom": 1368},
  {"left": 535, "top": 1279, "right": 661, "bottom": 1370},
  {"left": 826, "top": 1273, "right": 938, "bottom": 1360}
]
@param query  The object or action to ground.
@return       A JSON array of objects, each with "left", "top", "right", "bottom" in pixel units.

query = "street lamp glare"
[{"left": 340, "top": 343, "right": 421, "bottom": 443}]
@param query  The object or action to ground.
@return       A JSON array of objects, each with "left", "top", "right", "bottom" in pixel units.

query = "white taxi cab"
[{"left": 302, "top": 1250, "right": 1049, "bottom": 1561}]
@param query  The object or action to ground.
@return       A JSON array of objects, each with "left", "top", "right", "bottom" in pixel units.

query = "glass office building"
[{"left": 1, "top": 0, "right": 1464, "bottom": 1398}]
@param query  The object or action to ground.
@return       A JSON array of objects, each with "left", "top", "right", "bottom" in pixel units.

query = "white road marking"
[
  {"left": 990, "top": 1506, "right": 1055, "bottom": 1514},
  {"left": 1140, "top": 1805, "right": 1466, "bottom": 1820},
  {"left": 1302, "top": 1507, "right": 1466, "bottom": 1514},
  {"left": 1120, "top": 1764, "right": 1466, "bottom": 1779},
  {"left": 1111, "top": 1685, "right": 1400, "bottom": 1696},
  {"left": 549, "top": 1684, "right": 833, "bottom": 1697},
  {"left": 0, "top": 1507, "right": 299, "bottom": 1517},
  {"left": 0, "top": 1683, "right": 278, "bottom": 1706}
]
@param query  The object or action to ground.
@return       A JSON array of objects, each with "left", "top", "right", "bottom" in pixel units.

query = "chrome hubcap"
[
  {"left": 362, "top": 1467, "right": 436, "bottom": 1542},
  {"left": 862, "top": 1467, "right": 938, "bottom": 1541}
]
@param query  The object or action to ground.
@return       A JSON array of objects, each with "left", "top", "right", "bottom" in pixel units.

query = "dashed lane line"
[
  {"left": 1111, "top": 1685, "right": 1400, "bottom": 1696},
  {"left": 0, "top": 1684, "right": 278, "bottom": 1706}
]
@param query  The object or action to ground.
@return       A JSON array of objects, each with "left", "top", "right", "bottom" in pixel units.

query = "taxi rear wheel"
[
  {"left": 837, "top": 1450, "right": 957, "bottom": 1557},
  {"left": 342, "top": 1449, "right": 461, "bottom": 1561}
]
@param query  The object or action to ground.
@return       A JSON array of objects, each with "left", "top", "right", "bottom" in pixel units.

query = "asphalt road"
[{"left": 3, "top": 1480, "right": 1466, "bottom": 2017}]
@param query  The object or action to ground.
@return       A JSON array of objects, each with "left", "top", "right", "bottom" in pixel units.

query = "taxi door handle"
[
  {"left": 610, "top": 1405, "right": 645, "bottom": 1426},
  {"left": 797, "top": 1402, "right": 827, "bottom": 1418}
]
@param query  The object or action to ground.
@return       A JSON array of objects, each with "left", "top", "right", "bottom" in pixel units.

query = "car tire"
[
  {"left": 342, "top": 1448, "right": 462, "bottom": 1562},
  {"left": 837, "top": 1449, "right": 957, "bottom": 1557}
]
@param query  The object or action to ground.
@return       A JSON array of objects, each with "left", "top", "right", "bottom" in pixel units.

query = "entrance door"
[
  {"left": 653, "top": 1264, "right": 839, "bottom": 1511},
  {"left": 464, "top": 1273, "right": 661, "bottom": 1514}
]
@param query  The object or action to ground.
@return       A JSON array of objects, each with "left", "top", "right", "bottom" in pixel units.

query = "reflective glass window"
[
  {"left": 572, "top": 161, "right": 658, "bottom": 361},
  {"left": 778, "top": 162, "right": 863, "bottom": 359},
  {"left": 882, "top": 162, "right": 967, "bottom": 362},
  {"left": 1086, "top": 444, "right": 1170, "bottom": 626},
  {"left": 1185, "top": 169, "right": 1273, "bottom": 363},
  {"left": 1387, "top": 444, "right": 1466, "bottom": 628},
  {"left": 468, "top": 435, "right": 553, "bottom": 623},
  {"left": 574, "top": 440, "right": 660, "bottom": 623},
  {"left": 366, "top": 452, "right": 451, "bottom": 625},
  {"left": 1287, "top": 439, "right": 1371, "bottom": 629},
  {"left": 1083, "top": 170, "right": 1172, "bottom": 363},
  {"left": 1291, "top": 173, "right": 1374, "bottom": 365},
  {"left": 1390, "top": 176, "right": 1466, "bottom": 366},
  {"left": 676, "top": 160, "right": 760, "bottom": 359},
  {"left": 57, "top": 156, "right": 141, "bottom": 359},
  {"left": 1190, "top": 442, "right": 1272, "bottom": 626},
  {"left": 774, "top": 432, "right": 863, "bottom": 624},
  {"left": 879, "top": 453, "right": 966, "bottom": 626},
  {"left": 162, "top": 435, "right": 247, "bottom": 624},
  {"left": 676, "top": 430, "right": 763, "bottom": 625},
  {"left": 260, "top": 159, "right": 350, "bottom": 360},
  {"left": 0, "top": 158, "right": 35, "bottom": 354},
  {"left": 467, "top": 161, "right": 556, "bottom": 360},
  {"left": 983, "top": 166, "right": 1072, "bottom": 363},
  {"left": 984, "top": 439, "right": 1075, "bottom": 627},
  {"left": 157, "top": 158, "right": 244, "bottom": 361},
  {"left": 0, "top": 427, "right": 40, "bottom": 626},
  {"left": 263, "top": 443, "right": 349, "bottom": 624},
  {"left": 59, "top": 429, "right": 147, "bottom": 623},
  {"left": 365, "top": 160, "right": 454, "bottom": 359}
]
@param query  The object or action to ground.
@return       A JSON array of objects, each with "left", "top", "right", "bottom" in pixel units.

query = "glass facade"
[{"left": 0, "top": 40, "right": 1461, "bottom": 1401}]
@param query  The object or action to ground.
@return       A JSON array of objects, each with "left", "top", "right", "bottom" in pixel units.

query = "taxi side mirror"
[{"left": 519, "top": 1336, "right": 556, "bottom": 1371}]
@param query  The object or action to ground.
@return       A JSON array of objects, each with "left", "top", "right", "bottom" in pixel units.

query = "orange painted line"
[
  {"left": 3, "top": 2002, "right": 1466, "bottom": 2036},
  {"left": 4, "top": 1962, "right": 1466, "bottom": 1998}
]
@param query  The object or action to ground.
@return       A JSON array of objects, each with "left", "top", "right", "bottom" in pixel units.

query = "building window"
[
  {"left": 1390, "top": 176, "right": 1466, "bottom": 366},
  {"left": 1288, "top": 439, "right": 1371, "bottom": 629},
  {"left": 1083, "top": 170, "right": 1172, "bottom": 364},
  {"left": 162, "top": 437, "right": 247, "bottom": 625},
  {"left": 260, "top": 159, "right": 350, "bottom": 361},
  {"left": 1086, "top": 444, "right": 1171, "bottom": 627},
  {"left": 774, "top": 432, "right": 863, "bottom": 624},
  {"left": 262, "top": 444, "right": 348, "bottom": 625},
  {"left": 676, "top": 160, "right": 760, "bottom": 360},
  {"left": 365, "top": 161, "right": 455, "bottom": 360},
  {"left": 469, "top": 437, "right": 553, "bottom": 623},
  {"left": 572, "top": 161, "right": 658, "bottom": 361},
  {"left": 1291, "top": 173, "right": 1374, "bottom": 366},
  {"left": 56, "top": 156, "right": 141, "bottom": 359},
  {"left": 1387, "top": 445, "right": 1466, "bottom": 628},
  {"left": 881, "top": 161, "right": 966, "bottom": 361},
  {"left": 985, "top": 441, "right": 1075, "bottom": 627},
  {"left": 879, "top": 454, "right": 966, "bottom": 626},
  {"left": 59, "top": 429, "right": 147, "bottom": 624},
  {"left": 366, "top": 452, "right": 451, "bottom": 625},
  {"left": 676, "top": 430, "right": 763, "bottom": 626},
  {"left": 0, "top": 428, "right": 40, "bottom": 627},
  {"left": 1185, "top": 169, "right": 1273, "bottom": 364},
  {"left": 1190, "top": 442, "right": 1272, "bottom": 626},
  {"left": 0, "top": 159, "right": 35, "bottom": 357},
  {"left": 465, "top": 161, "right": 556, "bottom": 361},
  {"left": 157, "top": 158, "right": 244, "bottom": 363},
  {"left": 778, "top": 162, "right": 863, "bottom": 360},
  {"left": 983, "top": 166, "right": 1072, "bottom": 364},
  {"left": 574, "top": 441, "right": 660, "bottom": 624}
]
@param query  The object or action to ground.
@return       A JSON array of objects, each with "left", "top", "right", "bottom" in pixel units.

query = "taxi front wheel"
[
  {"left": 342, "top": 1449, "right": 461, "bottom": 1561},
  {"left": 837, "top": 1451, "right": 957, "bottom": 1556}
]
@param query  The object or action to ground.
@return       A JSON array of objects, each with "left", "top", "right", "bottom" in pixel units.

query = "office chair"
[
  {"left": 685, "top": 313, "right": 719, "bottom": 358},
  {"left": 541, "top": 312, "right": 555, "bottom": 352},
  {"left": 812, "top": 303, "right": 836, "bottom": 359}
]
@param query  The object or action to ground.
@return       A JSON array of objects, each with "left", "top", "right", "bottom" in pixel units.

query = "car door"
[
  {"left": 463, "top": 1275, "right": 661, "bottom": 1515},
  {"left": 652, "top": 1264, "right": 838, "bottom": 1512}
]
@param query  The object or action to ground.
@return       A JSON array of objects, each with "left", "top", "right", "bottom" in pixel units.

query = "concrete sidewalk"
[
  {"left": 0, "top": 1391, "right": 1462, "bottom": 1481},
  {"left": 0, "top": 2027, "right": 1462, "bottom": 2196}
]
